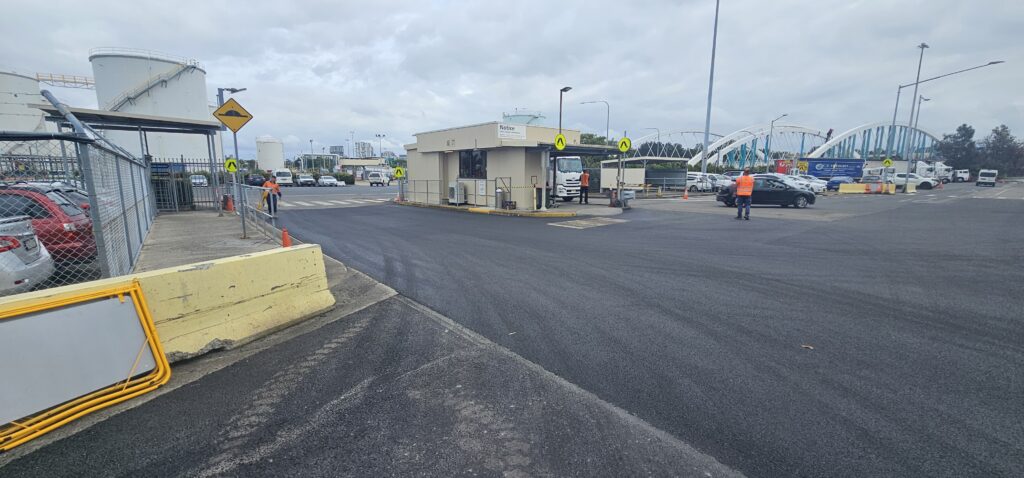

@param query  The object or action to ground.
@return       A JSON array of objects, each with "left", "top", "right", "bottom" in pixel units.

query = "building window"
[{"left": 459, "top": 150, "right": 487, "bottom": 179}]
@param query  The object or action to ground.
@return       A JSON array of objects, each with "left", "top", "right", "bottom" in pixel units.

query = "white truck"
[
  {"left": 272, "top": 169, "right": 294, "bottom": 186},
  {"left": 913, "top": 161, "right": 955, "bottom": 183},
  {"left": 953, "top": 169, "right": 970, "bottom": 182},
  {"left": 549, "top": 156, "right": 583, "bottom": 201},
  {"left": 976, "top": 169, "right": 998, "bottom": 187}
]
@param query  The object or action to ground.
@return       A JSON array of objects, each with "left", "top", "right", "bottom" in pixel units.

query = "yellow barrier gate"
[{"left": 0, "top": 281, "right": 171, "bottom": 452}]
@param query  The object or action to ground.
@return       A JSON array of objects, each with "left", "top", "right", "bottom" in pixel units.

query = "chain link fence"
[{"left": 0, "top": 132, "right": 154, "bottom": 297}]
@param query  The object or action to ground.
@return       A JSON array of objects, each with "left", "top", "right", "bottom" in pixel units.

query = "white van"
[
  {"left": 976, "top": 169, "right": 998, "bottom": 187},
  {"left": 272, "top": 169, "right": 294, "bottom": 186}
]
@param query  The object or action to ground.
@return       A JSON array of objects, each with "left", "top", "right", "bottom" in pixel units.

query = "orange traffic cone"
[
  {"left": 281, "top": 227, "right": 292, "bottom": 247},
  {"left": 683, "top": 189, "right": 689, "bottom": 200},
  {"left": 224, "top": 195, "right": 235, "bottom": 212}
]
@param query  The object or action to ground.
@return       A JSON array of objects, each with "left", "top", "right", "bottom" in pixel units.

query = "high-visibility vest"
[
  {"left": 580, "top": 172, "right": 590, "bottom": 187},
  {"left": 735, "top": 175, "right": 754, "bottom": 196},
  {"left": 263, "top": 181, "right": 281, "bottom": 195}
]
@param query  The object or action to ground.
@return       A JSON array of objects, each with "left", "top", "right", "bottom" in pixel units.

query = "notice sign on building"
[{"left": 498, "top": 123, "right": 526, "bottom": 140}]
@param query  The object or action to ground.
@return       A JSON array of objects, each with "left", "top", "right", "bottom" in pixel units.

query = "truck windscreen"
[{"left": 557, "top": 158, "right": 583, "bottom": 173}]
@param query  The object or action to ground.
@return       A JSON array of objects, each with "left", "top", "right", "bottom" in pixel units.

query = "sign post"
[
  {"left": 213, "top": 99, "right": 254, "bottom": 238},
  {"left": 617, "top": 136, "right": 631, "bottom": 208}
]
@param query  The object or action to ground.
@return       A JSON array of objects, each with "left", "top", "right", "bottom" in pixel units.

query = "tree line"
[{"left": 935, "top": 124, "right": 1022, "bottom": 176}]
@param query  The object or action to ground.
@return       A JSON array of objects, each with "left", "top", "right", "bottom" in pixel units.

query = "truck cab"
[
  {"left": 550, "top": 156, "right": 583, "bottom": 201},
  {"left": 953, "top": 169, "right": 970, "bottom": 182}
]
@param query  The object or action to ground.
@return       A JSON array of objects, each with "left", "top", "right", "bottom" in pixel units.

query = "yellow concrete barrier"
[
  {"left": 0, "top": 244, "right": 335, "bottom": 362},
  {"left": 838, "top": 183, "right": 866, "bottom": 194}
]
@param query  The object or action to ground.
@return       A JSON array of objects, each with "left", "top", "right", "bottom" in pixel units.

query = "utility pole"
[
  {"left": 700, "top": 0, "right": 721, "bottom": 175},
  {"left": 902, "top": 42, "right": 928, "bottom": 192}
]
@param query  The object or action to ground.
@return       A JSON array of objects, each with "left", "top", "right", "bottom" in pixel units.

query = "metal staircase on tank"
[{"left": 103, "top": 63, "right": 199, "bottom": 112}]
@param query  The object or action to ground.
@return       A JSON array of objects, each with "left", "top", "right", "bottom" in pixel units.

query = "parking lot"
[{"left": 271, "top": 180, "right": 1024, "bottom": 477}]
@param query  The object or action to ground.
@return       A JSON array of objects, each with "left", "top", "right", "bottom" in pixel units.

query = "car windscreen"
[
  {"left": 979, "top": 172, "right": 996, "bottom": 177},
  {"left": 275, "top": 171, "right": 292, "bottom": 178},
  {"left": 46, "top": 191, "right": 85, "bottom": 216}
]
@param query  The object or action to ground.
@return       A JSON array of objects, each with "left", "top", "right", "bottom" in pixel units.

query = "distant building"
[
  {"left": 382, "top": 150, "right": 397, "bottom": 159},
  {"left": 295, "top": 153, "right": 340, "bottom": 172},
  {"left": 329, "top": 145, "right": 345, "bottom": 156},
  {"left": 354, "top": 141, "right": 374, "bottom": 158}
]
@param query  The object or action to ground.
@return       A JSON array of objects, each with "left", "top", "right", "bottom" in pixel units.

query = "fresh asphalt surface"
[
  {"left": 3, "top": 183, "right": 1021, "bottom": 476},
  {"left": 273, "top": 182, "right": 1023, "bottom": 477}
]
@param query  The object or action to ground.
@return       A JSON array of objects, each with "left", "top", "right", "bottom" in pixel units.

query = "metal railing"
[{"left": 240, "top": 184, "right": 277, "bottom": 238}]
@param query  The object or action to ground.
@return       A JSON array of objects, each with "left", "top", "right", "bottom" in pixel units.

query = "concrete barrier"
[
  {"left": 838, "top": 183, "right": 866, "bottom": 194},
  {"left": 0, "top": 244, "right": 335, "bottom": 362}
]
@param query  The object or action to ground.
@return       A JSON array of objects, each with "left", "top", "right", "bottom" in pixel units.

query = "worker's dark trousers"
[
  {"left": 579, "top": 186, "right": 589, "bottom": 204},
  {"left": 266, "top": 194, "right": 278, "bottom": 214}
]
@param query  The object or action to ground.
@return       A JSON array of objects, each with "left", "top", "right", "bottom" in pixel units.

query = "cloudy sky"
[{"left": 3, "top": 0, "right": 1021, "bottom": 159}]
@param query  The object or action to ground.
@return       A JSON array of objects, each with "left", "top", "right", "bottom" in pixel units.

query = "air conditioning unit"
[{"left": 448, "top": 181, "right": 465, "bottom": 205}]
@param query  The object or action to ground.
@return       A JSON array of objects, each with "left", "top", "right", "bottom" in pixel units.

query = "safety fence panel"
[
  {"left": 0, "top": 137, "right": 155, "bottom": 297},
  {"left": 149, "top": 157, "right": 226, "bottom": 212},
  {"left": 241, "top": 184, "right": 278, "bottom": 239}
]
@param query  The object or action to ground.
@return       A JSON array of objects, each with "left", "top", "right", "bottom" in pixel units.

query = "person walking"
[
  {"left": 579, "top": 170, "right": 591, "bottom": 204},
  {"left": 734, "top": 167, "right": 754, "bottom": 220},
  {"left": 262, "top": 176, "right": 282, "bottom": 217}
]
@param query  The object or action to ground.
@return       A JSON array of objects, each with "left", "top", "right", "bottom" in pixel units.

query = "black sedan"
[{"left": 716, "top": 177, "right": 817, "bottom": 208}]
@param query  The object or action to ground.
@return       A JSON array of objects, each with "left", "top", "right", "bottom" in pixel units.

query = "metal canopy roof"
[
  {"left": 30, "top": 104, "right": 223, "bottom": 135},
  {"left": 600, "top": 156, "right": 690, "bottom": 165}
]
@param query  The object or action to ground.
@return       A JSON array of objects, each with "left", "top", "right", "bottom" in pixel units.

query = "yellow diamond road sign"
[
  {"left": 554, "top": 133, "right": 567, "bottom": 151},
  {"left": 394, "top": 166, "right": 406, "bottom": 179},
  {"left": 883, "top": 158, "right": 893, "bottom": 168},
  {"left": 213, "top": 98, "right": 253, "bottom": 133},
  {"left": 618, "top": 137, "right": 632, "bottom": 153},
  {"left": 224, "top": 158, "right": 238, "bottom": 173}
]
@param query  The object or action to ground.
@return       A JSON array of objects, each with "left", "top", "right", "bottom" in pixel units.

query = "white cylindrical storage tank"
[
  {"left": 89, "top": 48, "right": 211, "bottom": 160},
  {"left": 256, "top": 136, "right": 285, "bottom": 171},
  {"left": 0, "top": 70, "right": 46, "bottom": 133}
]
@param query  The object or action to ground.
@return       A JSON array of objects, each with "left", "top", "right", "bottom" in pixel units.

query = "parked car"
[
  {"left": 976, "top": 169, "right": 998, "bottom": 187},
  {"left": 13, "top": 182, "right": 91, "bottom": 211},
  {"left": 716, "top": 176, "right": 817, "bottom": 208},
  {"left": 0, "top": 216, "right": 55, "bottom": 295},
  {"left": 723, "top": 170, "right": 744, "bottom": 179},
  {"left": 893, "top": 172, "right": 939, "bottom": 190},
  {"left": 190, "top": 175, "right": 209, "bottom": 187},
  {"left": 0, "top": 189, "right": 95, "bottom": 263},
  {"left": 367, "top": 172, "right": 390, "bottom": 187},
  {"left": 272, "top": 169, "right": 294, "bottom": 186},
  {"left": 860, "top": 175, "right": 891, "bottom": 184},
  {"left": 685, "top": 173, "right": 714, "bottom": 192},
  {"left": 826, "top": 176, "right": 856, "bottom": 191},
  {"left": 296, "top": 174, "right": 316, "bottom": 187},
  {"left": 756, "top": 173, "right": 813, "bottom": 193},
  {"left": 792, "top": 174, "right": 828, "bottom": 193},
  {"left": 247, "top": 175, "right": 267, "bottom": 186},
  {"left": 317, "top": 175, "right": 340, "bottom": 187},
  {"left": 707, "top": 174, "right": 734, "bottom": 192}
]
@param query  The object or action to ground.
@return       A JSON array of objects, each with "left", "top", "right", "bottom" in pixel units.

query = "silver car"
[{"left": 0, "top": 216, "right": 54, "bottom": 296}]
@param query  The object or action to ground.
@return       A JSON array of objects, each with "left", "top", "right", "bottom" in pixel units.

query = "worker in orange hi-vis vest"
[
  {"left": 734, "top": 167, "right": 754, "bottom": 221},
  {"left": 262, "top": 176, "right": 282, "bottom": 217},
  {"left": 579, "top": 170, "right": 591, "bottom": 204}
]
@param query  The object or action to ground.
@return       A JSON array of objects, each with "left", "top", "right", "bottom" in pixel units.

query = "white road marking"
[
  {"left": 292, "top": 201, "right": 314, "bottom": 206},
  {"left": 329, "top": 200, "right": 351, "bottom": 205},
  {"left": 548, "top": 218, "right": 629, "bottom": 229},
  {"left": 312, "top": 201, "right": 334, "bottom": 206},
  {"left": 348, "top": 199, "right": 368, "bottom": 203}
]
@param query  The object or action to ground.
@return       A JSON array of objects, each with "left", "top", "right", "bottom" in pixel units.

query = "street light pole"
[
  {"left": 912, "top": 96, "right": 930, "bottom": 162},
  {"left": 700, "top": 0, "right": 721, "bottom": 175},
  {"left": 901, "top": 43, "right": 928, "bottom": 191},
  {"left": 886, "top": 59, "right": 1004, "bottom": 159},
  {"left": 375, "top": 133, "right": 386, "bottom": 160},
  {"left": 766, "top": 113, "right": 787, "bottom": 171},
  {"left": 580, "top": 100, "right": 610, "bottom": 144},
  {"left": 551, "top": 86, "right": 571, "bottom": 208}
]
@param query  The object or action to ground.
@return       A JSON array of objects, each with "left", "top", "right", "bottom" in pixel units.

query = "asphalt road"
[{"left": 276, "top": 182, "right": 1024, "bottom": 477}]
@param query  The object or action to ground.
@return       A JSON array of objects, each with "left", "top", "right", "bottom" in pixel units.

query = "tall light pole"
[
  {"left": 911, "top": 96, "right": 930, "bottom": 162},
  {"left": 550, "top": 86, "right": 571, "bottom": 207},
  {"left": 700, "top": 0, "right": 721, "bottom": 175},
  {"left": 900, "top": 42, "right": 928, "bottom": 191},
  {"left": 580, "top": 100, "right": 610, "bottom": 144},
  {"left": 349, "top": 131, "right": 355, "bottom": 158},
  {"left": 766, "top": 113, "right": 787, "bottom": 170},
  {"left": 375, "top": 133, "right": 386, "bottom": 162}
]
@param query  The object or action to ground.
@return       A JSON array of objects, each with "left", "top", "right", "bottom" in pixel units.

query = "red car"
[{"left": 0, "top": 189, "right": 96, "bottom": 263}]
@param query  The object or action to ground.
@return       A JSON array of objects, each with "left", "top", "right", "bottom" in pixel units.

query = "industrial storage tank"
[
  {"left": 89, "top": 48, "right": 215, "bottom": 160},
  {"left": 256, "top": 136, "right": 285, "bottom": 171},
  {"left": 0, "top": 70, "right": 46, "bottom": 133}
]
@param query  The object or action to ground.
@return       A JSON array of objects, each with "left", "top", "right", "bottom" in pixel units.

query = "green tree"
[
  {"left": 981, "top": 125, "right": 1024, "bottom": 175},
  {"left": 936, "top": 124, "right": 978, "bottom": 170}
]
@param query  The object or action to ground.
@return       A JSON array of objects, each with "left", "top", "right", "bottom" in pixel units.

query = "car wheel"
[
  {"left": 919, "top": 182, "right": 932, "bottom": 190},
  {"left": 793, "top": 196, "right": 808, "bottom": 208},
  {"left": 724, "top": 201, "right": 734, "bottom": 208},
  {"left": 941, "top": 178, "right": 949, "bottom": 184},
  {"left": 689, "top": 185, "right": 697, "bottom": 192}
]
